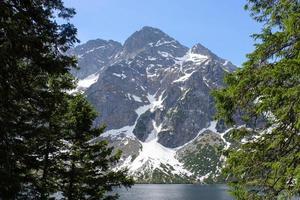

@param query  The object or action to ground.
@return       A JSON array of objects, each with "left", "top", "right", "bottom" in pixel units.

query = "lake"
[{"left": 113, "top": 184, "right": 233, "bottom": 200}]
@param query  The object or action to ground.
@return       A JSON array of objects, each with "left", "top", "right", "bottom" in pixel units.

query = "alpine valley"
[{"left": 68, "top": 26, "right": 237, "bottom": 184}]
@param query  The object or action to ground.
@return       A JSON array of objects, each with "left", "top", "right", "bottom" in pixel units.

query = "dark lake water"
[{"left": 113, "top": 184, "right": 233, "bottom": 200}]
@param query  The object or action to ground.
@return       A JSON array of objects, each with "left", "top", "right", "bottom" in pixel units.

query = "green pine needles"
[
  {"left": 213, "top": 0, "right": 300, "bottom": 199},
  {"left": 0, "top": 1, "right": 133, "bottom": 199}
]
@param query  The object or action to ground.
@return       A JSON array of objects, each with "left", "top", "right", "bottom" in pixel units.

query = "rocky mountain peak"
[
  {"left": 122, "top": 26, "right": 186, "bottom": 58},
  {"left": 72, "top": 39, "right": 122, "bottom": 55},
  {"left": 68, "top": 39, "right": 122, "bottom": 79},
  {"left": 69, "top": 27, "right": 238, "bottom": 183},
  {"left": 190, "top": 43, "right": 216, "bottom": 58}
]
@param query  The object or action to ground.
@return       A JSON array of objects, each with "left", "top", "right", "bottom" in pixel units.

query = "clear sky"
[{"left": 63, "top": 0, "right": 262, "bottom": 66}]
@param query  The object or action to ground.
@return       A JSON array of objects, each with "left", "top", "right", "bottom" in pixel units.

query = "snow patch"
[
  {"left": 147, "top": 73, "right": 158, "bottom": 78},
  {"left": 198, "top": 172, "right": 212, "bottom": 182},
  {"left": 127, "top": 118, "right": 193, "bottom": 176},
  {"left": 158, "top": 51, "right": 173, "bottom": 58},
  {"left": 102, "top": 92, "right": 165, "bottom": 138},
  {"left": 223, "top": 60, "right": 229, "bottom": 66},
  {"left": 219, "top": 128, "right": 236, "bottom": 149},
  {"left": 180, "top": 89, "right": 191, "bottom": 100},
  {"left": 147, "top": 56, "right": 157, "bottom": 61},
  {"left": 104, "top": 91, "right": 194, "bottom": 178},
  {"left": 131, "top": 94, "right": 143, "bottom": 103},
  {"left": 112, "top": 73, "right": 127, "bottom": 79},
  {"left": 70, "top": 73, "right": 99, "bottom": 93},
  {"left": 207, "top": 120, "right": 218, "bottom": 133},
  {"left": 186, "top": 52, "right": 208, "bottom": 64},
  {"left": 174, "top": 49, "right": 208, "bottom": 66},
  {"left": 85, "top": 45, "right": 105, "bottom": 53},
  {"left": 203, "top": 77, "right": 210, "bottom": 88},
  {"left": 145, "top": 121, "right": 162, "bottom": 142},
  {"left": 155, "top": 39, "right": 176, "bottom": 47},
  {"left": 173, "top": 71, "right": 196, "bottom": 83},
  {"left": 128, "top": 138, "right": 192, "bottom": 176},
  {"left": 102, "top": 101, "right": 153, "bottom": 138},
  {"left": 140, "top": 85, "right": 146, "bottom": 91},
  {"left": 147, "top": 91, "right": 166, "bottom": 112}
]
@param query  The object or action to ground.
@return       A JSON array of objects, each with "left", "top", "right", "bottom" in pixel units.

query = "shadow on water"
[{"left": 113, "top": 184, "right": 234, "bottom": 200}]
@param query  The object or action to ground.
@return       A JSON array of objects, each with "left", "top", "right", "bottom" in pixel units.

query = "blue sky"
[{"left": 63, "top": 0, "right": 262, "bottom": 66}]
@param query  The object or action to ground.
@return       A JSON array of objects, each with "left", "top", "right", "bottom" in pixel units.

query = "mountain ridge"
[{"left": 69, "top": 26, "right": 236, "bottom": 183}]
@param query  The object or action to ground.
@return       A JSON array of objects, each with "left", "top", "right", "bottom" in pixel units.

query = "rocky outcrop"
[{"left": 69, "top": 26, "right": 236, "bottom": 183}]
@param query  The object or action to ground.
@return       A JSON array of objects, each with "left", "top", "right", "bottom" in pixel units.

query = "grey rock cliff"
[{"left": 69, "top": 26, "right": 236, "bottom": 183}]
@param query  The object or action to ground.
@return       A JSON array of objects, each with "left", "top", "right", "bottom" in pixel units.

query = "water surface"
[{"left": 114, "top": 184, "right": 233, "bottom": 200}]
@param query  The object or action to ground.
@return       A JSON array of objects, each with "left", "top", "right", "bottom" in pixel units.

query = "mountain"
[{"left": 69, "top": 26, "right": 237, "bottom": 183}]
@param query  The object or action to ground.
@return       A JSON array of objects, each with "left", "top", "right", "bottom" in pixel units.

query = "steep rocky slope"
[{"left": 69, "top": 26, "right": 236, "bottom": 183}]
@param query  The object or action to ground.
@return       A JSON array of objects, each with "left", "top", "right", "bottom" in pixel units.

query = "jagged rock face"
[
  {"left": 121, "top": 26, "right": 188, "bottom": 60},
  {"left": 69, "top": 26, "right": 236, "bottom": 183},
  {"left": 68, "top": 39, "right": 122, "bottom": 79}
]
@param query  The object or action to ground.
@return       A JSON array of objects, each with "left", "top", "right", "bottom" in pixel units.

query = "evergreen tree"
[
  {"left": 28, "top": 74, "right": 74, "bottom": 199},
  {"left": 0, "top": 0, "right": 77, "bottom": 198},
  {"left": 0, "top": 0, "right": 133, "bottom": 199},
  {"left": 60, "top": 95, "right": 133, "bottom": 200},
  {"left": 213, "top": 0, "right": 300, "bottom": 199}
]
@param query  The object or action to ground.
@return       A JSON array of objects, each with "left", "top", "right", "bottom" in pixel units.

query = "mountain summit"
[
  {"left": 121, "top": 26, "right": 187, "bottom": 60},
  {"left": 191, "top": 43, "right": 216, "bottom": 57},
  {"left": 69, "top": 27, "right": 236, "bottom": 183},
  {"left": 123, "top": 26, "right": 172, "bottom": 52}
]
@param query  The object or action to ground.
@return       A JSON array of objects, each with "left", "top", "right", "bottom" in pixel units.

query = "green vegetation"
[
  {"left": 134, "top": 164, "right": 193, "bottom": 184},
  {"left": 213, "top": 0, "right": 300, "bottom": 199},
  {"left": 60, "top": 95, "right": 133, "bottom": 199},
  {"left": 0, "top": 1, "right": 132, "bottom": 199},
  {"left": 181, "top": 144, "right": 222, "bottom": 177},
  {"left": 178, "top": 132, "right": 225, "bottom": 184}
]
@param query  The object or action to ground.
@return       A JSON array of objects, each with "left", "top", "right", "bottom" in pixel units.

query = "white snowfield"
[
  {"left": 129, "top": 136, "right": 193, "bottom": 176},
  {"left": 102, "top": 88, "right": 228, "bottom": 180},
  {"left": 185, "top": 51, "right": 208, "bottom": 65},
  {"left": 170, "top": 50, "right": 211, "bottom": 83},
  {"left": 174, "top": 49, "right": 208, "bottom": 67},
  {"left": 107, "top": 91, "right": 194, "bottom": 177},
  {"left": 69, "top": 72, "right": 99, "bottom": 94},
  {"left": 77, "top": 73, "right": 99, "bottom": 89},
  {"left": 173, "top": 70, "right": 196, "bottom": 83}
]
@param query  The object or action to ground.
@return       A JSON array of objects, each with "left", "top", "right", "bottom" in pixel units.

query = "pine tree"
[
  {"left": 0, "top": 1, "right": 133, "bottom": 199},
  {"left": 28, "top": 74, "right": 75, "bottom": 199},
  {"left": 60, "top": 95, "right": 133, "bottom": 200},
  {"left": 0, "top": 0, "right": 77, "bottom": 198},
  {"left": 213, "top": 0, "right": 300, "bottom": 199}
]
